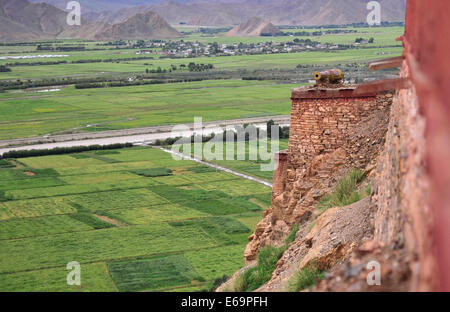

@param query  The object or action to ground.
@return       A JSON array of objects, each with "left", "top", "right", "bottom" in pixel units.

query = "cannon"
[{"left": 313, "top": 69, "right": 344, "bottom": 85}]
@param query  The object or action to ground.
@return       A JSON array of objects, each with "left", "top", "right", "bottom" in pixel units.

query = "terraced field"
[{"left": 0, "top": 147, "right": 272, "bottom": 292}]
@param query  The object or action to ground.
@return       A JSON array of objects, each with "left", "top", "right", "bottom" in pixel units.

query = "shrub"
[
  {"left": 290, "top": 264, "right": 325, "bottom": 292},
  {"left": 317, "top": 169, "right": 367, "bottom": 214},
  {"left": 0, "top": 65, "right": 11, "bottom": 72},
  {"left": 235, "top": 246, "right": 285, "bottom": 292},
  {"left": 234, "top": 223, "right": 300, "bottom": 292},
  {"left": 0, "top": 159, "right": 15, "bottom": 168},
  {"left": 209, "top": 275, "right": 229, "bottom": 292},
  {"left": 0, "top": 190, "right": 12, "bottom": 202},
  {"left": 285, "top": 224, "right": 300, "bottom": 244}
]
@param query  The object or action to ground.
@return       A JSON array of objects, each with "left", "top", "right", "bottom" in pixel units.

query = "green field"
[
  {"left": 178, "top": 139, "right": 290, "bottom": 182},
  {"left": 0, "top": 47, "right": 401, "bottom": 80},
  {"left": 0, "top": 80, "right": 295, "bottom": 140},
  {"left": 0, "top": 146, "right": 272, "bottom": 291}
]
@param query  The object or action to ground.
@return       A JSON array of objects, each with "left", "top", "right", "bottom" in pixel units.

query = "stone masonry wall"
[
  {"left": 288, "top": 91, "right": 378, "bottom": 169},
  {"left": 370, "top": 62, "right": 436, "bottom": 291}
]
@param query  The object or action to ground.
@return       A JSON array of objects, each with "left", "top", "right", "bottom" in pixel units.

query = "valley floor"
[{"left": 0, "top": 146, "right": 273, "bottom": 291}]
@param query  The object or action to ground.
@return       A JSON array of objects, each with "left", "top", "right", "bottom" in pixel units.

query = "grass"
[
  {"left": 0, "top": 146, "right": 271, "bottom": 291},
  {"left": 0, "top": 46, "right": 403, "bottom": 80},
  {"left": 0, "top": 80, "right": 294, "bottom": 140},
  {"left": 0, "top": 160, "right": 14, "bottom": 168},
  {"left": 235, "top": 246, "right": 286, "bottom": 292},
  {"left": 284, "top": 224, "right": 300, "bottom": 244},
  {"left": 185, "top": 245, "right": 245, "bottom": 282},
  {"left": 317, "top": 169, "right": 368, "bottom": 214},
  {"left": 289, "top": 264, "right": 326, "bottom": 292},
  {"left": 0, "top": 215, "right": 93, "bottom": 240},
  {"left": 0, "top": 262, "right": 117, "bottom": 292},
  {"left": 108, "top": 254, "right": 202, "bottom": 292},
  {"left": 234, "top": 224, "right": 299, "bottom": 292},
  {"left": 185, "top": 139, "right": 290, "bottom": 182},
  {"left": 69, "top": 213, "right": 116, "bottom": 230}
]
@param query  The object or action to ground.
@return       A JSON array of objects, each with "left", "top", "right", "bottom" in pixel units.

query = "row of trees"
[
  {"left": 5, "top": 56, "right": 155, "bottom": 67},
  {"left": 153, "top": 123, "right": 290, "bottom": 147},
  {"left": 355, "top": 37, "right": 375, "bottom": 43},
  {"left": 75, "top": 77, "right": 213, "bottom": 89},
  {"left": 0, "top": 65, "right": 11, "bottom": 72},
  {"left": 37, "top": 45, "right": 86, "bottom": 51},
  {"left": 1, "top": 143, "right": 133, "bottom": 159},
  {"left": 188, "top": 62, "right": 214, "bottom": 72}
]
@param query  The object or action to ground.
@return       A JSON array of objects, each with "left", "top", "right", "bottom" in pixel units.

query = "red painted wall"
[{"left": 404, "top": 0, "right": 450, "bottom": 291}]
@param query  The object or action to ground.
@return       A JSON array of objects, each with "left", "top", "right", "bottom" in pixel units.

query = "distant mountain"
[
  {"left": 94, "top": 11, "right": 182, "bottom": 40},
  {"left": 0, "top": 0, "right": 182, "bottom": 41},
  {"left": 28, "top": 0, "right": 178, "bottom": 13},
  {"left": 226, "top": 17, "right": 282, "bottom": 37},
  {"left": 1, "top": 0, "right": 406, "bottom": 41},
  {"left": 37, "top": 0, "right": 406, "bottom": 26}
]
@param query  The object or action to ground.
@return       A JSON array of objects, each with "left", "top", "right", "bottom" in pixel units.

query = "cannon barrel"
[{"left": 313, "top": 69, "right": 344, "bottom": 84}]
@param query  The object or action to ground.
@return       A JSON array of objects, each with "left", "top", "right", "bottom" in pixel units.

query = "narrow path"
[{"left": 155, "top": 146, "right": 273, "bottom": 188}]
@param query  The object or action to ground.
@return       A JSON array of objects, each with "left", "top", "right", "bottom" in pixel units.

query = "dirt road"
[{"left": 0, "top": 115, "right": 290, "bottom": 156}]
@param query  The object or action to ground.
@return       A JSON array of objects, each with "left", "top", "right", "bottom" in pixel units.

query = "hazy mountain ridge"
[
  {"left": 49, "top": 0, "right": 406, "bottom": 26},
  {"left": 1, "top": 0, "right": 406, "bottom": 41}
]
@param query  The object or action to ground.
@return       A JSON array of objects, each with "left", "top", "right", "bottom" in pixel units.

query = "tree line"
[{"left": 1, "top": 143, "right": 133, "bottom": 159}]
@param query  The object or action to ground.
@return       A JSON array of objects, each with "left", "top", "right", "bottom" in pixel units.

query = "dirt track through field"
[{"left": 155, "top": 146, "right": 273, "bottom": 188}]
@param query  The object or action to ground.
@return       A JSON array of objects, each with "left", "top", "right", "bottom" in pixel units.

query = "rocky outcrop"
[
  {"left": 258, "top": 197, "right": 374, "bottom": 292},
  {"left": 310, "top": 241, "right": 412, "bottom": 292}
]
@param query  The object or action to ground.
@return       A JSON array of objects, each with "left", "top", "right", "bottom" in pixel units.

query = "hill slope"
[
  {"left": 0, "top": 0, "right": 69, "bottom": 41},
  {"left": 94, "top": 11, "right": 182, "bottom": 40},
  {"left": 226, "top": 17, "right": 282, "bottom": 37},
  {"left": 0, "top": 0, "right": 181, "bottom": 41}
]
